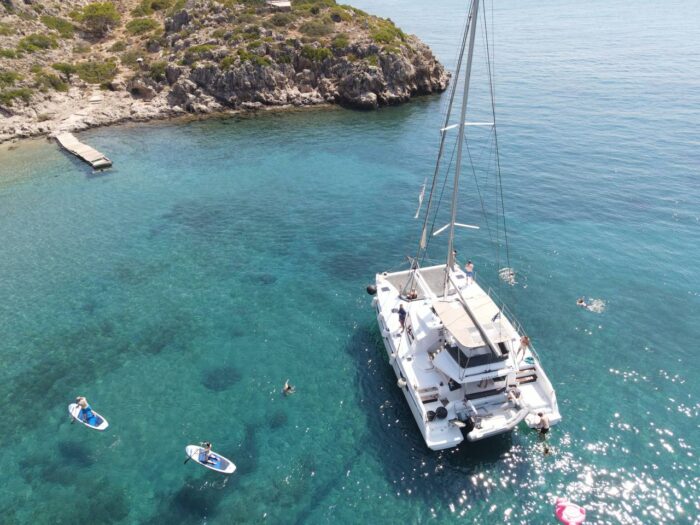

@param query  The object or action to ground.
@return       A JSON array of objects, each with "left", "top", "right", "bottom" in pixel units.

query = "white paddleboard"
[
  {"left": 185, "top": 445, "right": 236, "bottom": 474},
  {"left": 68, "top": 403, "right": 109, "bottom": 431}
]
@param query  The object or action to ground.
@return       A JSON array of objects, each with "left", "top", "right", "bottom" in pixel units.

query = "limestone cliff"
[{"left": 0, "top": 0, "right": 448, "bottom": 142}]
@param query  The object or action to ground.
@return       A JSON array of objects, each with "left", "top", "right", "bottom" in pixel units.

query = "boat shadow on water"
[{"left": 346, "top": 322, "right": 536, "bottom": 503}]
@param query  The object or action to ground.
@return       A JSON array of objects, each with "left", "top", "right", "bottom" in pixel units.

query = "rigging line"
[
  {"left": 439, "top": 8, "right": 472, "bottom": 125},
  {"left": 465, "top": 134, "right": 495, "bottom": 245},
  {"left": 482, "top": 4, "right": 511, "bottom": 269},
  {"left": 413, "top": 2, "right": 473, "bottom": 267},
  {"left": 419, "top": 138, "right": 458, "bottom": 268}
]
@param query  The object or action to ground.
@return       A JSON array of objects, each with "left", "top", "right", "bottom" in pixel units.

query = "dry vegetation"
[{"left": 0, "top": 0, "right": 413, "bottom": 107}]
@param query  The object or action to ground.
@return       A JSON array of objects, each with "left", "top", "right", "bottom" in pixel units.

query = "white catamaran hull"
[
  {"left": 373, "top": 264, "right": 560, "bottom": 450},
  {"left": 368, "top": 0, "right": 561, "bottom": 451}
]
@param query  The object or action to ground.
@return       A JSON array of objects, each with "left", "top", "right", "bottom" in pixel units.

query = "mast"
[{"left": 444, "top": 0, "right": 480, "bottom": 296}]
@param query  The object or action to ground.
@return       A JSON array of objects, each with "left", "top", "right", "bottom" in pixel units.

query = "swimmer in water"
[
  {"left": 283, "top": 379, "right": 295, "bottom": 396},
  {"left": 576, "top": 297, "right": 588, "bottom": 309}
]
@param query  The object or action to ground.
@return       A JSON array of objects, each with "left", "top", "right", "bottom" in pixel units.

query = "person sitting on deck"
[
  {"left": 75, "top": 396, "right": 96, "bottom": 425},
  {"left": 406, "top": 289, "right": 418, "bottom": 300}
]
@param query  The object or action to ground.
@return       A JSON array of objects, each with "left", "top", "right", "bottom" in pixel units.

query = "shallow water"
[{"left": 1, "top": 0, "right": 699, "bottom": 523}]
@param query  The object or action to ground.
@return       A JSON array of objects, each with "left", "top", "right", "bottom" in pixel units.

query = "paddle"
[{"left": 184, "top": 443, "right": 204, "bottom": 464}]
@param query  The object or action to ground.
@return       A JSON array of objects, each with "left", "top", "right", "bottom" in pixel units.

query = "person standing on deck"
[
  {"left": 398, "top": 304, "right": 407, "bottom": 332},
  {"left": 517, "top": 335, "right": 531, "bottom": 363},
  {"left": 465, "top": 260, "right": 475, "bottom": 285}
]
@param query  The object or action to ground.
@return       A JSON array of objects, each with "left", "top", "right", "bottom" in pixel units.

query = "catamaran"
[{"left": 368, "top": 0, "right": 560, "bottom": 450}]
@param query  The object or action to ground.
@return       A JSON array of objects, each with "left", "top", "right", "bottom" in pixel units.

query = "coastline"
[
  {"left": 0, "top": 97, "right": 338, "bottom": 150},
  {"left": 0, "top": 1, "right": 449, "bottom": 149}
]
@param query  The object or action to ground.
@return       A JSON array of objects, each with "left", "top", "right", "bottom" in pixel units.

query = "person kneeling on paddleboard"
[
  {"left": 76, "top": 396, "right": 96, "bottom": 425},
  {"left": 200, "top": 442, "right": 218, "bottom": 465}
]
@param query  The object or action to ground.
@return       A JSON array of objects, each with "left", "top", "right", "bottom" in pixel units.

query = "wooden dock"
[{"left": 55, "top": 132, "right": 112, "bottom": 170}]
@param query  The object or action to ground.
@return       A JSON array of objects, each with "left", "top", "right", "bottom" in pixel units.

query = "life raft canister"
[{"left": 555, "top": 497, "right": 586, "bottom": 525}]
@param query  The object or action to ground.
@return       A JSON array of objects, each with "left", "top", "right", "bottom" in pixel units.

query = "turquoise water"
[{"left": 1, "top": 0, "right": 699, "bottom": 523}]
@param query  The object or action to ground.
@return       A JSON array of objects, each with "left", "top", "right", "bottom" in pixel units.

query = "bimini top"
[
  {"left": 433, "top": 301, "right": 484, "bottom": 348},
  {"left": 433, "top": 297, "right": 513, "bottom": 349}
]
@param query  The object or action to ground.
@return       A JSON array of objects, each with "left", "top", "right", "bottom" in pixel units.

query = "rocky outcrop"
[
  {"left": 171, "top": 37, "right": 447, "bottom": 112},
  {"left": 0, "top": 0, "right": 449, "bottom": 143}
]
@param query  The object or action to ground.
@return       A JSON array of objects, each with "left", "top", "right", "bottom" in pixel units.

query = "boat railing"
[{"left": 481, "top": 281, "right": 545, "bottom": 365}]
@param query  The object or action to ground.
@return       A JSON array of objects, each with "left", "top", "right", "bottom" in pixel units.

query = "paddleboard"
[
  {"left": 185, "top": 445, "right": 236, "bottom": 474},
  {"left": 68, "top": 403, "right": 109, "bottom": 431}
]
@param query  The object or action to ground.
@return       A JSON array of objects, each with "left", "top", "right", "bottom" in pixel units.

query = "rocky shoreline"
[{"left": 0, "top": 0, "right": 449, "bottom": 145}]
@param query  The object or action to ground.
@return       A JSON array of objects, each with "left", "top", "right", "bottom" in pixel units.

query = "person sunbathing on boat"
[
  {"left": 75, "top": 396, "right": 97, "bottom": 425},
  {"left": 506, "top": 386, "right": 522, "bottom": 407}
]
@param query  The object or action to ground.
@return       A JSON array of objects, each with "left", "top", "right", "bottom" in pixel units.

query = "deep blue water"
[{"left": 1, "top": 1, "right": 698, "bottom": 523}]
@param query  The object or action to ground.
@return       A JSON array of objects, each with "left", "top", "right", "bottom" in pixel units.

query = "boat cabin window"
[{"left": 445, "top": 343, "right": 508, "bottom": 368}]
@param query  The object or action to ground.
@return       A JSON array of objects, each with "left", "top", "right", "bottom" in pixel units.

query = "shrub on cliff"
[
  {"left": 0, "top": 71, "right": 22, "bottom": 88},
  {"left": 79, "top": 2, "right": 121, "bottom": 37},
  {"left": 0, "top": 22, "right": 15, "bottom": 36},
  {"left": 331, "top": 33, "right": 348, "bottom": 49},
  {"left": 329, "top": 6, "right": 350, "bottom": 22},
  {"left": 34, "top": 71, "right": 69, "bottom": 92},
  {"left": 52, "top": 63, "right": 78, "bottom": 80},
  {"left": 41, "top": 15, "right": 75, "bottom": 38},
  {"left": 268, "top": 13, "right": 294, "bottom": 27},
  {"left": 237, "top": 49, "right": 271, "bottom": 67},
  {"left": 0, "top": 88, "right": 33, "bottom": 105},
  {"left": 132, "top": 0, "right": 174, "bottom": 16},
  {"left": 0, "top": 48, "right": 18, "bottom": 59},
  {"left": 17, "top": 34, "right": 58, "bottom": 53},
  {"left": 299, "top": 19, "right": 333, "bottom": 37},
  {"left": 76, "top": 60, "right": 118, "bottom": 84},
  {"left": 149, "top": 61, "right": 167, "bottom": 81},
  {"left": 110, "top": 41, "right": 127, "bottom": 52},
  {"left": 371, "top": 19, "right": 405, "bottom": 44},
  {"left": 301, "top": 45, "right": 332, "bottom": 62},
  {"left": 183, "top": 44, "right": 216, "bottom": 64},
  {"left": 120, "top": 50, "right": 143, "bottom": 69},
  {"left": 126, "top": 17, "right": 159, "bottom": 35}
]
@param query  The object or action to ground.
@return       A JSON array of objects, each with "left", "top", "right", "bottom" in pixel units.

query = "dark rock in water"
[
  {"left": 58, "top": 440, "right": 94, "bottom": 467},
  {"left": 228, "top": 325, "right": 246, "bottom": 339},
  {"left": 234, "top": 424, "right": 258, "bottom": 475},
  {"left": 202, "top": 365, "right": 241, "bottom": 392},
  {"left": 252, "top": 273, "right": 277, "bottom": 286},
  {"left": 81, "top": 300, "right": 98, "bottom": 315},
  {"left": 162, "top": 201, "right": 234, "bottom": 236},
  {"left": 269, "top": 410, "right": 288, "bottom": 430}
]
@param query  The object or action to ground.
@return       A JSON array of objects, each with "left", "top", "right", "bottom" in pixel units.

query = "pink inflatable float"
[{"left": 555, "top": 497, "right": 586, "bottom": 524}]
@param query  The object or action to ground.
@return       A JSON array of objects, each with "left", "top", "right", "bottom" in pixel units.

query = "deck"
[{"left": 55, "top": 132, "right": 112, "bottom": 170}]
